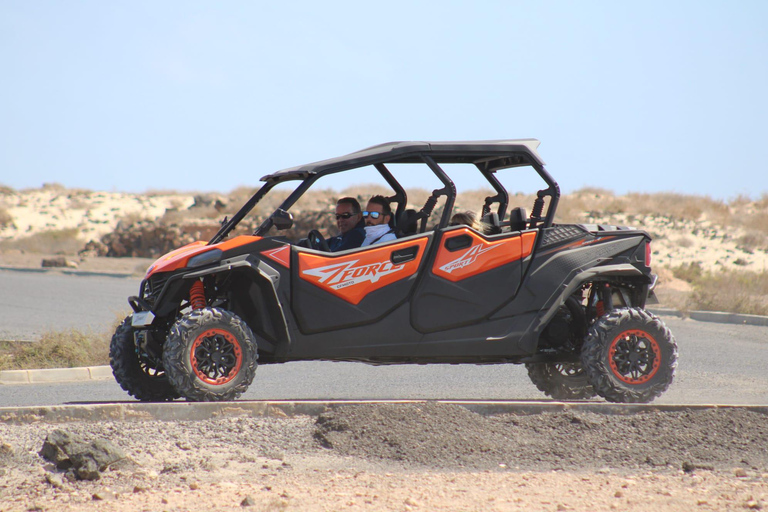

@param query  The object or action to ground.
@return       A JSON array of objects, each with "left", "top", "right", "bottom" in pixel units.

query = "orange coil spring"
[{"left": 190, "top": 281, "right": 206, "bottom": 310}]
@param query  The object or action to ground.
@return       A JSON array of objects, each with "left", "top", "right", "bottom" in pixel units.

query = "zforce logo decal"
[
  {"left": 433, "top": 229, "right": 537, "bottom": 282},
  {"left": 303, "top": 260, "right": 405, "bottom": 289},
  {"left": 298, "top": 238, "right": 428, "bottom": 305},
  {"left": 439, "top": 243, "right": 503, "bottom": 274},
  {"left": 298, "top": 237, "right": 428, "bottom": 304}
]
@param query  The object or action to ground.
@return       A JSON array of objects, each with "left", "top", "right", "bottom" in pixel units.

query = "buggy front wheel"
[{"left": 163, "top": 308, "right": 258, "bottom": 402}]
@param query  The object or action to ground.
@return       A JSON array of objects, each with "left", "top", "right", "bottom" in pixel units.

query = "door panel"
[
  {"left": 292, "top": 237, "right": 430, "bottom": 333},
  {"left": 411, "top": 229, "right": 536, "bottom": 333}
]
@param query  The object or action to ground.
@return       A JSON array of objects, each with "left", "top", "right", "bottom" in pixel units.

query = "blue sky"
[{"left": 1, "top": 1, "right": 766, "bottom": 198}]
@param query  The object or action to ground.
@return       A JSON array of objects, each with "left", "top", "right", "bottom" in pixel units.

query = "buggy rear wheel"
[
  {"left": 163, "top": 308, "right": 258, "bottom": 402},
  {"left": 525, "top": 362, "right": 596, "bottom": 400},
  {"left": 110, "top": 316, "right": 179, "bottom": 402},
  {"left": 581, "top": 308, "right": 677, "bottom": 403}
]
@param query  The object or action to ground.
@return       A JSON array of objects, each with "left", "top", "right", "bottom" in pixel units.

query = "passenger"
[
  {"left": 449, "top": 211, "right": 486, "bottom": 232},
  {"left": 328, "top": 197, "right": 365, "bottom": 252},
  {"left": 361, "top": 195, "right": 397, "bottom": 246}
]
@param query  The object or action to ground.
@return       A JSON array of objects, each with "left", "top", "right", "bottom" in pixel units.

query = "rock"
[
  {"left": 0, "top": 442, "right": 14, "bottom": 459},
  {"left": 39, "top": 430, "right": 126, "bottom": 481},
  {"left": 734, "top": 468, "right": 749, "bottom": 478},
  {"left": 404, "top": 497, "right": 420, "bottom": 507},
  {"left": 45, "top": 472, "right": 65, "bottom": 489},
  {"left": 99, "top": 220, "right": 201, "bottom": 258},
  {"left": 241, "top": 495, "right": 257, "bottom": 507},
  {"left": 41, "top": 256, "right": 78, "bottom": 268}
]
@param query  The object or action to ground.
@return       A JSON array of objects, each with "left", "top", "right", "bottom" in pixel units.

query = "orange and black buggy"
[{"left": 111, "top": 140, "right": 677, "bottom": 403}]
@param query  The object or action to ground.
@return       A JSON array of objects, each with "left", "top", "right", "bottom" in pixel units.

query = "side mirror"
[{"left": 271, "top": 208, "right": 294, "bottom": 230}]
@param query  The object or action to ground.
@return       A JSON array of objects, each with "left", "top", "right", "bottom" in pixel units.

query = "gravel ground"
[{"left": 1, "top": 403, "right": 767, "bottom": 511}]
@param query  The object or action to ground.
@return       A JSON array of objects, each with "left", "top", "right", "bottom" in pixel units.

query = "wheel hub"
[
  {"left": 608, "top": 329, "right": 661, "bottom": 385},
  {"left": 190, "top": 328, "right": 243, "bottom": 385}
]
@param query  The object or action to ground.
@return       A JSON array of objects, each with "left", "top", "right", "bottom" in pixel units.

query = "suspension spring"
[{"left": 190, "top": 280, "right": 206, "bottom": 310}]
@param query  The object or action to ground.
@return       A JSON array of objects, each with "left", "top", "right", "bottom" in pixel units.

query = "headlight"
[{"left": 187, "top": 249, "right": 223, "bottom": 268}]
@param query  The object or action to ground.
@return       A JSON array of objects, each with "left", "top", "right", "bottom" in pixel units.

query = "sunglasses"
[
  {"left": 362, "top": 211, "right": 382, "bottom": 219},
  {"left": 335, "top": 212, "right": 357, "bottom": 220}
]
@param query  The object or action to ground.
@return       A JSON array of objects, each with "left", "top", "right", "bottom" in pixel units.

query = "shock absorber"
[{"left": 190, "top": 280, "right": 206, "bottom": 310}]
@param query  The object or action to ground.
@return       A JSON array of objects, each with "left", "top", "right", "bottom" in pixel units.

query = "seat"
[
  {"left": 481, "top": 212, "right": 502, "bottom": 235},
  {"left": 508, "top": 207, "right": 527, "bottom": 232},
  {"left": 396, "top": 209, "right": 419, "bottom": 237}
]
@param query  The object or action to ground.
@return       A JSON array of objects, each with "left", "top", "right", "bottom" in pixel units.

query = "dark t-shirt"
[{"left": 328, "top": 220, "right": 365, "bottom": 252}]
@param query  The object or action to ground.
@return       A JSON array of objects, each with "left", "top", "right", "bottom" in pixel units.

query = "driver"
[{"left": 328, "top": 197, "right": 366, "bottom": 251}]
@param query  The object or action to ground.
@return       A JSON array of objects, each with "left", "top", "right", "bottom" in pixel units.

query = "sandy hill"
[{"left": 2, "top": 186, "right": 766, "bottom": 273}]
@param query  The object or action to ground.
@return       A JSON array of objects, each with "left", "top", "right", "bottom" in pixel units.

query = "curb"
[
  {"left": 1, "top": 400, "right": 767, "bottom": 424},
  {"left": 0, "top": 366, "right": 112, "bottom": 385},
  {"left": 649, "top": 307, "right": 768, "bottom": 327}
]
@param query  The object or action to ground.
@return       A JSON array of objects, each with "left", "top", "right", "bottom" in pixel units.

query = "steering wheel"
[{"left": 306, "top": 230, "right": 330, "bottom": 252}]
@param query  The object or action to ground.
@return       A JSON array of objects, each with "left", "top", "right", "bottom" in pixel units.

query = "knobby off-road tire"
[
  {"left": 525, "top": 363, "right": 596, "bottom": 400},
  {"left": 581, "top": 308, "right": 677, "bottom": 403},
  {"left": 163, "top": 308, "right": 258, "bottom": 402},
  {"left": 110, "top": 316, "right": 179, "bottom": 402}
]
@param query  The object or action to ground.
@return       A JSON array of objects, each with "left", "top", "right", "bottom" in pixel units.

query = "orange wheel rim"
[
  {"left": 190, "top": 328, "right": 243, "bottom": 385},
  {"left": 608, "top": 329, "right": 661, "bottom": 384}
]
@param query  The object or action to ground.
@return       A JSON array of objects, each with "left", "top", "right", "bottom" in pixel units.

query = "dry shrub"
[
  {"left": 144, "top": 188, "right": 191, "bottom": 197},
  {"left": 675, "top": 236, "right": 695, "bottom": 249},
  {"left": 0, "top": 228, "right": 82, "bottom": 255},
  {"left": 0, "top": 328, "right": 109, "bottom": 371},
  {"left": 0, "top": 206, "right": 13, "bottom": 228},
  {"left": 40, "top": 182, "right": 66, "bottom": 192},
  {"left": 228, "top": 186, "right": 259, "bottom": 206},
  {"left": 0, "top": 184, "right": 15, "bottom": 196},
  {"left": 689, "top": 270, "right": 768, "bottom": 316},
  {"left": 404, "top": 188, "right": 433, "bottom": 209},
  {"left": 340, "top": 183, "right": 391, "bottom": 200},
  {"left": 453, "top": 188, "right": 496, "bottom": 213},
  {"left": 160, "top": 205, "right": 223, "bottom": 225},
  {"left": 556, "top": 188, "right": 627, "bottom": 223},
  {"left": 737, "top": 231, "right": 768, "bottom": 253},
  {"left": 116, "top": 211, "right": 147, "bottom": 227},
  {"left": 671, "top": 262, "right": 704, "bottom": 283}
]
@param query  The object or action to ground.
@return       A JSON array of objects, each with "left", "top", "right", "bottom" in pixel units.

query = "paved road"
[
  {"left": 2, "top": 315, "right": 766, "bottom": 408},
  {"left": 0, "top": 269, "right": 139, "bottom": 340},
  {"left": 1, "top": 270, "right": 766, "bottom": 407}
]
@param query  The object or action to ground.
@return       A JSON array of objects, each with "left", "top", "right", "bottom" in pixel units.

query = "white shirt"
[{"left": 361, "top": 224, "right": 397, "bottom": 247}]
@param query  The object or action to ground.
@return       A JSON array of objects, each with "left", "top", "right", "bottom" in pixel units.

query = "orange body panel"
[
  {"left": 261, "top": 245, "right": 291, "bottom": 268},
  {"left": 298, "top": 238, "right": 429, "bottom": 305},
  {"left": 146, "top": 236, "right": 263, "bottom": 277},
  {"left": 432, "top": 230, "right": 537, "bottom": 282}
]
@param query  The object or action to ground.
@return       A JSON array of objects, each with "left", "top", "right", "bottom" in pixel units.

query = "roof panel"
[{"left": 260, "top": 139, "right": 544, "bottom": 182}]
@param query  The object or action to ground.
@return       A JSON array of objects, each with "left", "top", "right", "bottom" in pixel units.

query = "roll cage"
[{"left": 209, "top": 139, "right": 560, "bottom": 246}]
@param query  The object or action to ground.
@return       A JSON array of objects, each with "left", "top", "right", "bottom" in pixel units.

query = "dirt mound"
[{"left": 314, "top": 403, "right": 768, "bottom": 471}]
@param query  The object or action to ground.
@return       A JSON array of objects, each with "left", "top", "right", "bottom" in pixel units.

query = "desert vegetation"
[{"left": 0, "top": 328, "right": 109, "bottom": 371}]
